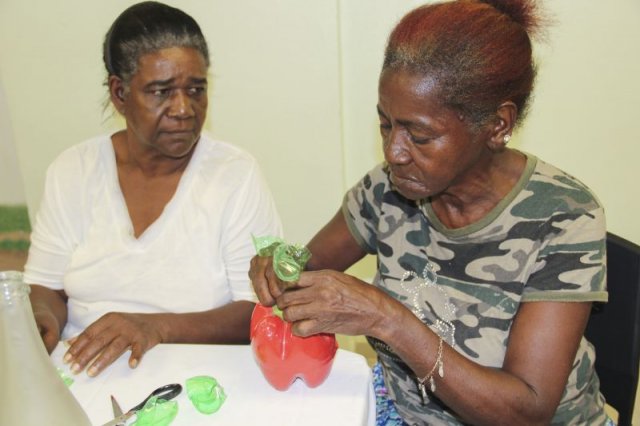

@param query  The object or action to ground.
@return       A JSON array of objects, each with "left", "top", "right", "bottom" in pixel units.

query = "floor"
[{"left": 0, "top": 249, "right": 27, "bottom": 272}]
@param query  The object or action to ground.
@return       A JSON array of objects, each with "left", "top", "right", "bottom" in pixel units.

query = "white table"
[{"left": 51, "top": 343, "right": 375, "bottom": 426}]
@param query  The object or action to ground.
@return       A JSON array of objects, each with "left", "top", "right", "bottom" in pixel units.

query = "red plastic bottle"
[{"left": 250, "top": 304, "right": 338, "bottom": 391}]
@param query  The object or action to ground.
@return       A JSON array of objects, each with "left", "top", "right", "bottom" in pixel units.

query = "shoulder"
[
  {"left": 343, "top": 163, "right": 419, "bottom": 237},
  {"left": 192, "top": 134, "right": 269, "bottom": 195},
  {"left": 516, "top": 156, "right": 606, "bottom": 270},
  {"left": 519, "top": 155, "right": 603, "bottom": 216},
  {"left": 46, "top": 134, "right": 111, "bottom": 181},
  {"left": 347, "top": 163, "right": 418, "bottom": 215},
  {"left": 365, "top": 163, "right": 391, "bottom": 189},
  {"left": 196, "top": 134, "right": 260, "bottom": 172},
  {"left": 348, "top": 163, "right": 390, "bottom": 202}
]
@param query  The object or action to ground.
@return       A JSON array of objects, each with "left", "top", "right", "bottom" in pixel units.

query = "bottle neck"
[{"left": 1, "top": 270, "right": 29, "bottom": 304}]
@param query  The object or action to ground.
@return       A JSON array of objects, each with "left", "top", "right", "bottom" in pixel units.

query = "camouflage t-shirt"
[{"left": 342, "top": 154, "right": 608, "bottom": 425}]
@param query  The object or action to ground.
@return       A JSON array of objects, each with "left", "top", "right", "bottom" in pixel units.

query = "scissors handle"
[{"left": 130, "top": 383, "right": 182, "bottom": 412}]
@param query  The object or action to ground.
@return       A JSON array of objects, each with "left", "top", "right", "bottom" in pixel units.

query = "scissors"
[{"left": 102, "top": 383, "right": 182, "bottom": 426}]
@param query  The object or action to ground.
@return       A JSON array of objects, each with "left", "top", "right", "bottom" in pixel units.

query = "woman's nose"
[
  {"left": 384, "top": 130, "right": 411, "bottom": 164},
  {"left": 168, "top": 90, "right": 194, "bottom": 118}
]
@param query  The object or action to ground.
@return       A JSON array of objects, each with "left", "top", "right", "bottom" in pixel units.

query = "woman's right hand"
[
  {"left": 249, "top": 254, "right": 288, "bottom": 306},
  {"left": 32, "top": 307, "right": 62, "bottom": 353},
  {"left": 276, "top": 269, "right": 394, "bottom": 338},
  {"left": 28, "top": 285, "right": 68, "bottom": 353},
  {"left": 62, "top": 311, "right": 166, "bottom": 377}
]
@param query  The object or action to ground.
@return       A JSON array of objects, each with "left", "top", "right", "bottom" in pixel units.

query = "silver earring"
[{"left": 503, "top": 134, "right": 511, "bottom": 144}]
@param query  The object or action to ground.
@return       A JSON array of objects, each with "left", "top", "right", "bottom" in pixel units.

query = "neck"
[
  {"left": 112, "top": 130, "right": 195, "bottom": 177},
  {"left": 430, "top": 149, "right": 526, "bottom": 229}
]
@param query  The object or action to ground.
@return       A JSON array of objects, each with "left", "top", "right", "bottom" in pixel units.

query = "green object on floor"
[
  {"left": 0, "top": 205, "right": 31, "bottom": 251},
  {"left": 0, "top": 205, "right": 31, "bottom": 232}
]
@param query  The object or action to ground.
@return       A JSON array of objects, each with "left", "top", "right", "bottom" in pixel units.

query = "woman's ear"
[
  {"left": 108, "top": 75, "right": 126, "bottom": 115},
  {"left": 489, "top": 101, "right": 517, "bottom": 149}
]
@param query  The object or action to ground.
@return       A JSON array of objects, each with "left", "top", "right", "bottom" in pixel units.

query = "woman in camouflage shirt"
[{"left": 250, "top": 1, "right": 611, "bottom": 424}]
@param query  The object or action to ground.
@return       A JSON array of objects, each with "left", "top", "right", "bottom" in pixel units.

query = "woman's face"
[
  {"left": 121, "top": 47, "right": 208, "bottom": 158},
  {"left": 378, "top": 69, "right": 489, "bottom": 200}
]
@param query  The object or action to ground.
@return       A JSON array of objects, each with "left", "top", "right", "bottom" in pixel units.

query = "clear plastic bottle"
[{"left": 0, "top": 270, "right": 91, "bottom": 425}]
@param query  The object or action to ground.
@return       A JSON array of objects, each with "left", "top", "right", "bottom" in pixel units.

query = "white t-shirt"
[{"left": 24, "top": 133, "right": 282, "bottom": 339}]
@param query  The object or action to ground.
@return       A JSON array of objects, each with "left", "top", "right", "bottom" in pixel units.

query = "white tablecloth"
[{"left": 51, "top": 343, "right": 375, "bottom": 426}]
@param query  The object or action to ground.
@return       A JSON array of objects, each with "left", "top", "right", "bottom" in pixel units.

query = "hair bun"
[{"left": 478, "top": 0, "right": 546, "bottom": 39}]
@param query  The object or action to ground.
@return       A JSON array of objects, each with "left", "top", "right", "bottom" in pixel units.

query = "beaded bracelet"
[{"left": 417, "top": 336, "right": 444, "bottom": 403}]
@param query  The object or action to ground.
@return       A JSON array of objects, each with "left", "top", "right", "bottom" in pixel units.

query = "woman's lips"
[
  {"left": 163, "top": 129, "right": 194, "bottom": 134},
  {"left": 390, "top": 171, "right": 418, "bottom": 186}
]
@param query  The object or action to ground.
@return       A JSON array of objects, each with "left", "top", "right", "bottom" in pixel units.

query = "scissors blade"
[
  {"left": 100, "top": 411, "right": 134, "bottom": 426},
  {"left": 111, "top": 395, "right": 124, "bottom": 417}
]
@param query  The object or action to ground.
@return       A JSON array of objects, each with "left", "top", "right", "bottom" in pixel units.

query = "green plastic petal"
[
  {"left": 273, "top": 243, "right": 311, "bottom": 282},
  {"left": 252, "top": 234, "right": 285, "bottom": 257},
  {"left": 131, "top": 396, "right": 178, "bottom": 426},
  {"left": 186, "top": 376, "right": 227, "bottom": 414}
]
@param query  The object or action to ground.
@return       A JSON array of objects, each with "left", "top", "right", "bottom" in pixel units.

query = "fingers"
[
  {"left": 290, "top": 318, "right": 321, "bottom": 338},
  {"left": 249, "top": 255, "right": 286, "bottom": 306},
  {"left": 276, "top": 270, "right": 383, "bottom": 337},
  {"left": 63, "top": 313, "right": 159, "bottom": 377},
  {"left": 293, "top": 271, "right": 316, "bottom": 288},
  {"left": 275, "top": 274, "right": 329, "bottom": 334},
  {"left": 85, "top": 335, "right": 134, "bottom": 376},
  {"left": 129, "top": 340, "right": 148, "bottom": 369},
  {"left": 64, "top": 323, "right": 112, "bottom": 375},
  {"left": 277, "top": 270, "right": 328, "bottom": 309},
  {"left": 33, "top": 310, "right": 61, "bottom": 353},
  {"left": 42, "top": 329, "right": 61, "bottom": 353},
  {"left": 249, "top": 255, "right": 272, "bottom": 305}
]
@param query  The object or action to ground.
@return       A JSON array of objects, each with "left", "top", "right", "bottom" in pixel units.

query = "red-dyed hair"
[{"left": 383, "top": 0, "right": 544, "bottom": 128}]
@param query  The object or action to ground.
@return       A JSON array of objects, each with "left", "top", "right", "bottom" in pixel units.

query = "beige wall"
[
  {"left": 1, "top": 0, "right": 639, "bottom": 421},
  {"left": 0, "top": 81, "right": 26, "bottom": 204},
  {"left": 517, "top": 1, "right": 640, "bottom": 246}
]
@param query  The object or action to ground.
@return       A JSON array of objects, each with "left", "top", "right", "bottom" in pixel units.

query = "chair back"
[{"left": 584, "top": 232, "right": 640, "bottom": 426}]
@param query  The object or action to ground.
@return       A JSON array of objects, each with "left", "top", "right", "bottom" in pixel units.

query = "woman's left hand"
[
  {"left": 62, "top": 312, "right": 166, "bottom": 377},
  {"left": 275, "top": 269, "right": 397, "bottom": 338}
]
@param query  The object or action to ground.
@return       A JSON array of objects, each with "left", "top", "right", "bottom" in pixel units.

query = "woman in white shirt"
[{"left": 25, "top": 1, "right": 282, "bottom": 377}]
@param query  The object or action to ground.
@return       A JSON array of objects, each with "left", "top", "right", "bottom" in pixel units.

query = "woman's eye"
[
  {"left": 152, "top": 88, "right": 170, "bottom": 97},
  {"left": 187, "top": 87, "right": 205, "bottom": 96},
  {"left": 409, "top": 134, "right": 430, "bottom": 145}
]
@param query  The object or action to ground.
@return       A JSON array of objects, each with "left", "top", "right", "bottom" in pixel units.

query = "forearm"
[
  {"left": 155, "top": 300, "right": 255, "bottom": 344},
  {"left": 375, "top": 302, "right": 554, "bottom": 425},
  {"left": 306, "top": 209, "right": 366, "bottom": 272},
  {"left": 437, "top": 364, "right": 546, "bottom": 426}
]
